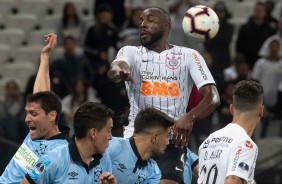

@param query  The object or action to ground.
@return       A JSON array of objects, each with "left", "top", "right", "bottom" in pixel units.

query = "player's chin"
[{"left": 30, "top": 132, "right": 39, "bottom": 140}]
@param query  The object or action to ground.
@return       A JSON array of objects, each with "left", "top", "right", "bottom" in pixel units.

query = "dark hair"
[
  {"left": 27, "top": 91, "right": 62, "bottom": 123},
  {"left": 134, "top": 107, "right": 174, "bottom": 134},
  {"left": 74, "top": 102, "right": 114, "bottom": 138},
  {"left": 62, "top": 2, "right": 80, "bottom": 28},
  {"left": 233, "top": 80, "right": 263, "bottom": 111}
]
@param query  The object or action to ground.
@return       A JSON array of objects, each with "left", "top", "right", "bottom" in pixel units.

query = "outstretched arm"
[
  {"left": 173, "top": 84, "right": 220, "bottom": 148},
  {"left": 107, "top": 60, "right": 134, "bottom": 83},
  {"left": 33, "top": 33, "right": 57, "bottom": 94}
]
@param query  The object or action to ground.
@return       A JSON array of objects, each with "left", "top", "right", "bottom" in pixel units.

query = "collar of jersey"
[
  {"left": 129, "top": 136, "right": 148, "bottom": 173},
  {"left": 69, "top": 136, "right": 103, "bottom": 169},
  {"left": 47, "top": 125, "right": 70, "bottom": 140}
]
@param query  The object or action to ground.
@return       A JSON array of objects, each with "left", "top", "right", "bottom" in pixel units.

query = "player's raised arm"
[{"left": 33, "top": 33, "right": 57, "bottom": 93}]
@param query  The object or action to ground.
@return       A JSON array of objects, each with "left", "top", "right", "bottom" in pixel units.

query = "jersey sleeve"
[
  {"left": 226, "top": 140, "right": 258, "bottom": 182},
  {"left": 112, "top": 46, "right": 136, "bottom": 68},
  {"left": 146, "top": 160, "right": 161, "bottom": 184},
  {"left": 187, "top": 50, "right": 215, "bottom": 89},
  {"left": 187, "top": 149, "right": 199, "bottom": 169},
  {"left": 26, "top": 155, "right": 59, "bottom": 184}
]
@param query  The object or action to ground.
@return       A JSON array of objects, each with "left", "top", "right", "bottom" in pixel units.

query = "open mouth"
[
  {"left": 140, "top": 32, "right": 149, "bottom": 39},
  {"left": 29, "top": 126, "right": 36, "bottom": 133}
]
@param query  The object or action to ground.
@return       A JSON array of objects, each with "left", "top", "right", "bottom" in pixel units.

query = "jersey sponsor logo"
[
  {"left": 211, "top": 137, "right": 233, "bottom": 144},
  {"left": 13, "top": 143, "right": 39, "bottom": 171},
  {"left": 141, "top": 81, "right": 180, "bottom": 98},
  {"left": 35, "top": 162, "right": 45, "bottom": 174},
  {"left": 141, "top": 71, "right": 178, "bottom": 81},
  {"left": 117, "top": 163, "right": 127, "bottom": 173},
  {"left": 166, "top": 54, "right": 181, "bottom": 70},
  {"left": 192, "top": 52, "right": 208, "bottom": 80},
  {"left": 238, "top": 162, "right": 249, "bottom": 172},
  {"left": 68, "top": 171, "right": 79, "bottom": 180},
  {"left": 231, "top": 146, "right": 242, "bottom": 171},
  {"left": 245, "top": 140, "right": 253, "bottom": 149}
]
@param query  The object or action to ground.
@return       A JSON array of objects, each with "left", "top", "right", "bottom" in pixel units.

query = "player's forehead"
[
  {"left": 141, "top": 8, "right": 163, "bottom": 19},
  {"left": 25, "top": 102, "right": 43, "bottom": 111}
]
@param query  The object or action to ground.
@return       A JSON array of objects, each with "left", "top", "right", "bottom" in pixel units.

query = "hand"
[
  {"left": 41, "top": 33, "right": 57, "bottom": 54},
  {"left": 108, "top": 68, "right": 134, "bottom": 83},
  {"left": 171, "top": 114, "right": 194, "bottom": 148},
  {"left": 99, "top": 172, "right": 117, "bottom": 184}
]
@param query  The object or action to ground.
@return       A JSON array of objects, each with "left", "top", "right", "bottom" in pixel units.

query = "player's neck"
[
  {"left": 148, "top": 40, "right": 172, "bottom": 53},
  {"left": 231, "top": 118, "right": 257, "bottom": 137},
  {"left": 134, "top": 135, "right": 151, "bottom": 161},
  {"left": 44, "top": 125, "right": 61, "bottom": 139},
  {"left": 75, "top": 137, "right": 94, "bottom": 165}
]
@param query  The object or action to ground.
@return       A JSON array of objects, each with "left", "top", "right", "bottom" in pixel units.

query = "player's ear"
[
  {"left": 258, "top": 105, "right": 264, "bottom": 118},
  {"left": 229, "top": 104, "right": 234, "bottom": 115},
  {"left": 48, "top": 110, "right": 57, "bottom": 122},
  {"left": 90, "top": 128, "right": 97, "bottom": 139},
  {"left": 151, "top": 133, "right": 158, "bottom": 144}
]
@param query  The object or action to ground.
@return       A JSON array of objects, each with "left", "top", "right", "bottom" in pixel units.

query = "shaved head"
[{"left": 147, "top": 7, "right": 171, "bottom": 25}]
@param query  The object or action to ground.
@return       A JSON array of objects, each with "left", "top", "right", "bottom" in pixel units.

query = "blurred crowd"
[{"left": 0, "top": 0, "right": 282, "bottom": 176}]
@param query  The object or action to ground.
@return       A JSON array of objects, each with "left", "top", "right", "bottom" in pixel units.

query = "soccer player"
[
  {"left": 107, "top": 107, "right": 174, "bottom": 183},
  {"left": 0, "top": 34, "right": 70, "bottom": 183},
  {"left": 198, "top": 80, "right": 263, "bottom": 184},
  {"left": 107, "top": 7, "right": 220, "bottom": 183},
  {"left": 21, "top": 102, "right": 117, "bottom": 184}
]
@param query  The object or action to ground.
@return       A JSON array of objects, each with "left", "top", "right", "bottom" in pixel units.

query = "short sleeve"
[
  {"left": 187, "top": 149, "right": 199, "bottom": 168},
  {"left": 26, "top": 156, "right": 58, "bottom": 184},
  {"left": 187, "top": 51, "right": 215, "bottom": 89},
  {"left": 146, "top": 161, "right": 161, "bottom": 184},
  {"left": 226, "top": 140, "right": 258, "bottom": 182},
  {"left": 112, "top": 46, "right": 136, "bottom": 68}
]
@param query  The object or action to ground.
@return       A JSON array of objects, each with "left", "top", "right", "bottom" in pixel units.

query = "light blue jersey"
[
  {"left": 184, "top": 149, "right": 199, "bottom": 184},
  {"left": 107, "top": 137, "right": 161, "bottom": 184},
  {"left": 0, "top": 126, "right": 69, "bottom": 184},
  {"left": 25, "top": 137, "right": 112, "bottom": 184}
]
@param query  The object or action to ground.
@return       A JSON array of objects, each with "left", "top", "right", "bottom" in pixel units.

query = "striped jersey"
[{"left": 113, "top": 45, "right": 215, "bottom": 138}]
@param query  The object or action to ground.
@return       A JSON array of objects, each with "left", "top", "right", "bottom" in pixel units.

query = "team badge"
[
  {"left": 238, "top": 162, "right": 249, "bottom": 172},
  {"left": 36, "top": 141, "right": 48, "bottom": 156},
  {"left": 35, "top": 162, "right": 45, "bottom": 174},
  {"left": 166, "top": 53, "right": 181, "bottom": 70}
]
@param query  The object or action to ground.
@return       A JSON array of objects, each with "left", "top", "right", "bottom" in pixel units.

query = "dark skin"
[{"left": 108, "top": 8, "right": 220, "bottom": 149}]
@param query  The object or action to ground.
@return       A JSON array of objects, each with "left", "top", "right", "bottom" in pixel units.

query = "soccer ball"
[{"left": 182, "top": 5, "right": 219, "bottom": 42}]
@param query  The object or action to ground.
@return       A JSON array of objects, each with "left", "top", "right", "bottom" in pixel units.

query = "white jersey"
[
  {"left": 198, "top": 123, "right": 258, "bottom": 184},
  {"left": 113, "top": 45, "right": 215, "bottom": 137}
]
